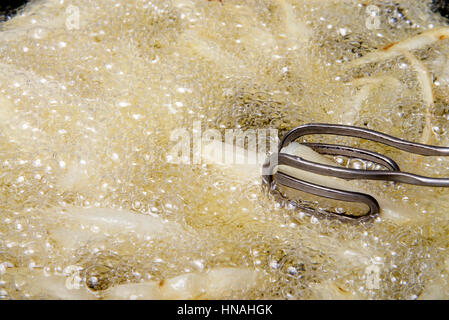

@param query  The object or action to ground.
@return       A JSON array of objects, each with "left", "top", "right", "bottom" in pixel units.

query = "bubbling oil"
[{"left": 1, "top": 0, "right": 449, "bottom": 299}]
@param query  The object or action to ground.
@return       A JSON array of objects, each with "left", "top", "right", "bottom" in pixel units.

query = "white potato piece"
[
  {"left": 43, "top": 207, "right": 201, "bottom": 256},
  {"left": 4, "top": 268, "right": 94, "bottom": 300},
  {"left": 104, "top": 268, "right": 262, "bottom": 300},
  {"left": 30, "top": 274, "right": 94, "bottom": 300},
  {"left": 45, "top": 207, "right": 196, "bottom": 240},
  {"left": 346, "top": 28, "right": 449, "bottom": 68},
  {"left": 342, "top": 76, "right": 403, "bottom": 125},
  {"left": 275, "top": 0, "right": 311, "bottom": 46},
  {"left": 180, "top": 30, "right": 252, "bottom": 77}
]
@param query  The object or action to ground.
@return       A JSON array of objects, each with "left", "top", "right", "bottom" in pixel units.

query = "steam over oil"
[{"left": 1, "top": 0, "right": 449, "bottom": 299}]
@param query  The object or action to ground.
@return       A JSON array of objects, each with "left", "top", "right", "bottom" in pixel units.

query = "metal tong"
[{"left": 262, "top": 123, "right": 449, "bottom": 222}]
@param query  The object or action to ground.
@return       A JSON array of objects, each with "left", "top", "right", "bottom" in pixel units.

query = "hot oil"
[{"left": 0, "top": 0, "right": 449, "bottom": 299}]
